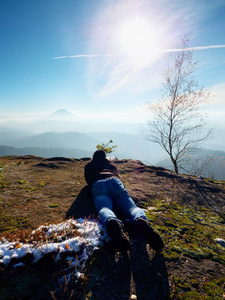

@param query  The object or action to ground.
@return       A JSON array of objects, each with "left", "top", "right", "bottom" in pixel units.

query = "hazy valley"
[{"left": 0, "top": 109, "right": 225, "bottom": 180}]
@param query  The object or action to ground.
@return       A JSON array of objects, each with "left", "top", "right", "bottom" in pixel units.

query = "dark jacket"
[{"left": 84, "top": 158, "right": 119, "bottom": 186}]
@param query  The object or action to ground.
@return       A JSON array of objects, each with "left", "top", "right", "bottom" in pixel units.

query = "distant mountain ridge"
[
  {"left": 48, "top": 109, "right": 76, "bottom": 120},
  {"left": 7, "top": 132, "right": 99, "bottom": 150},
  {"left": 0, "top": 130, "right": 165, "bottom": 163},
  {"left": 0, "top": 121, "right": 225, "bottom": 179},
  {"left": 0, "top": 145, "right": 92, "bottom": 158}
]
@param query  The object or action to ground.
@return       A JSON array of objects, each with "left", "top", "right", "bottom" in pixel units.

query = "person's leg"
[
  {"left": 106, "top": 218, "right": 131, "bottom": 252},
  {"left": 92, "top": 179, "right": 131, "bottom": 251},
  {"left": 92, "top": 180, "right": 116, "bottom": 225},
  {"left": 108, "top": 177, "right": 164, "bottom": 251},
  {"left": 107, "top": 177, "right": 147, "bottom": 221}
]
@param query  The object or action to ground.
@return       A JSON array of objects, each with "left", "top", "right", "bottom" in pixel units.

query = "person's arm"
[
  {"left": 84, "top": 163, "right": 90, "bottom": 184},
  {"left": 107, "top": 161, "right": 119, "bottom": 177}
]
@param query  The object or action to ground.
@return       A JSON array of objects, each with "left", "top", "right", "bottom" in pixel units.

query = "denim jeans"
[{"left": 91, "top": 177, "right": 147, "bottom": 225}]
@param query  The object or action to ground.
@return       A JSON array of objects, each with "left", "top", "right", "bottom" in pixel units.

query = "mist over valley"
[{"left": 0, "top": 109, "right": 224, "bottom": 179}]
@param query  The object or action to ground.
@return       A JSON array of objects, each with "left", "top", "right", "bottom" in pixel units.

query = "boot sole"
[{"left": 106, "top": 219, "right": 131, "bottom": 252}]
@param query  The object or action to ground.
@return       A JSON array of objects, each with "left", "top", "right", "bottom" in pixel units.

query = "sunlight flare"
[{"left": 119, "top": 18, "right": 158, "bottom": 57}]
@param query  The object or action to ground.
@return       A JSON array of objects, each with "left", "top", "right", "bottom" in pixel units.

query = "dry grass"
[
  {"left": 0, "top": 156, "right": 87, "bottom": 237},
  {"left": 1, "top": 155, "right": 225, "bottom": 299}
]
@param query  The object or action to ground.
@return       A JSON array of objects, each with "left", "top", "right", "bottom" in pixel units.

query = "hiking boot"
[
  {"left": 135, "top": 218, "right": 164, "bottom": 252},
  {"left": 106, "top": 219, "right": 131, "bottom": 252}
]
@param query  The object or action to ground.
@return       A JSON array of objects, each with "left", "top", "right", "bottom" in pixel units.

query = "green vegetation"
[
  {"left": 96, "top": 139, "right": 117, "bottom": 154},
  {"left": 145, "top": 200, "right": 225, "bottom": 298},
  {"left": 172, "top": 290, "right": 202, "bottom": 300},
  {"left": 38, "top": 182, "right": 47, "bottom": 187},
  {"left": 203, "top": 278, "right": 225, "bottom": 299},
  {"left": 26, "top": 187, "right": 38, "bottom": 192},
  {"left": 49, "top": 203, "right": 59, "bottom": 208},
  {"left": 146, "top": 200, "right": 225, "bottom": 263},
  {"left": 0, "top": 210, "right": 30, "bottom": 232},
  {"left": 17, "top": 179, "right": 27, "bottom": 184},
  {"left": 169, "top": 277, "right": 225, "bottom": 300},
  {"left": 0, "top": 180, "right": 9, "bottom": 189},
  {"left": 205, "top": 178, "right": 225, "bottom": 186}
]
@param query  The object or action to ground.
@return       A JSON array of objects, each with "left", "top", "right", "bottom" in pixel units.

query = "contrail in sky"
[
  {"left": 52, "top": 45, "right": 225, "bottom": 60},
  {"left": 162, "top": 44, "right": 225, "bottom": 52},
  {"left": 52, "top": 54, "right": 117, "bottom": 59}
]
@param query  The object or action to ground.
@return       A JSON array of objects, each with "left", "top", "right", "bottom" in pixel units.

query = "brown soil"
[{"left": 0, "top": 155, "right": 225, "bottom": 299}]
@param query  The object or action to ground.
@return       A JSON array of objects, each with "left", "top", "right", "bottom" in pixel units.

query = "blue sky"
[{"left": 0, "top": 0, "right": 225, "bottom": 126}]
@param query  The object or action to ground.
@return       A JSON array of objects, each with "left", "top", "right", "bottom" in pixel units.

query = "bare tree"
[{"left": 145, "top": 38, "right": 212, "bottom": 174}]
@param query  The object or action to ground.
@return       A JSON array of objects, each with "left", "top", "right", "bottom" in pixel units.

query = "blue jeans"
[{"left": 91, "top": 177, "right": 147, "bottom": 225}]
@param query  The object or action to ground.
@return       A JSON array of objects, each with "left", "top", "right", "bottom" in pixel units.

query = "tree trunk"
[{"left": 172, "top": 158, "right": 179, "bottom": 174}]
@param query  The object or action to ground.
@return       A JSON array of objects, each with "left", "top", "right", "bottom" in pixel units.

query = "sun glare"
[{"left": 119, "top": 18, "right": 158, "bottom": 57}]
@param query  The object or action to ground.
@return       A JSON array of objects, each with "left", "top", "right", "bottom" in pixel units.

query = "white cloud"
[
  {"left": 76, "top": 103, "right": 148, "bottom": 123},
  {"left": 205, "top": 82, "right": 225, "bottom": 128},
  {"left": 209, "top": 82, "right": 225, "bottom": 105}
]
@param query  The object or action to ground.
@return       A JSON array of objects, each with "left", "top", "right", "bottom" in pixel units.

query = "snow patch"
[
  {"left": 215, "top": 238, "right": 225, "bottom": 247},
  {"left": 0, "top": 219, "right": 105, "bottom": 269}
]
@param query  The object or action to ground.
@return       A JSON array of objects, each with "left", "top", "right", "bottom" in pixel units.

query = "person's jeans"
[{"left": 91, "top": 177, "right": 147, "bottom": 225}]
